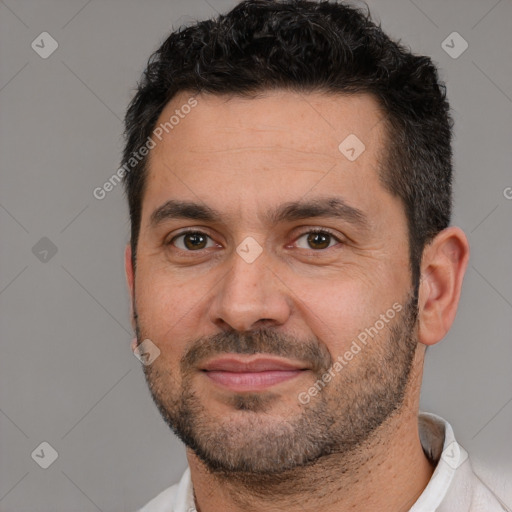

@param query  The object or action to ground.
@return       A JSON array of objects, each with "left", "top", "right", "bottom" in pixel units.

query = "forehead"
[
  {"left": 150, "top": 89, "right": 385, "bottom": 161},
  {"left": 143, "top": 90, "right": 391, "bottom": 225}
]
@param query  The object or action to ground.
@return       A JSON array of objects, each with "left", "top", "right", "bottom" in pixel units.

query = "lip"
[
  {"left": 200, "top": 355, "right": 309, "bottom": 392},
  {"left": 200, "top": 355, "right": 308, "bottom": 372}
]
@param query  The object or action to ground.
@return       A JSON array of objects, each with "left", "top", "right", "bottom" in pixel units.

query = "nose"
[{"left": 207, "top": 245, "right": 292, "bottom": 332}]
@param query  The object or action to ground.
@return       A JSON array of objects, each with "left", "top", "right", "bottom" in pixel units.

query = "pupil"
[
  {"left": 185, "top": 233, "right": 206, "bottom": 250},
  {"left": 308, "top": 232, "right": 330, "bottom": 249}
]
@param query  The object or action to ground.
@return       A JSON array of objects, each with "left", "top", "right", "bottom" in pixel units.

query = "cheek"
[
  {"left": 298, "top": 256, "right": 407, "bottom": 356},
  {"left": 296, "top": 280, "right": 382, "bottom": 355},
  {"left": 134, "top": 270, "right": 198, "bottom": 343}
]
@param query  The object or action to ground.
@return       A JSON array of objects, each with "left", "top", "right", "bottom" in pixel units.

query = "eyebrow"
[{"left": 149, "top": 196, "right": 369, "bottom": 232}]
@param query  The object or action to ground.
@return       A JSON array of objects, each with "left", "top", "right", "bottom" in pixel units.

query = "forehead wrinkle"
[{"left": 182, "top": 145, "right": 338, "bottom": 160}]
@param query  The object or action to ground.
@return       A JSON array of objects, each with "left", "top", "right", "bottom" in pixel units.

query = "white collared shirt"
[{"left": 137, "top": 412, "right": 508, "bottom": 512}]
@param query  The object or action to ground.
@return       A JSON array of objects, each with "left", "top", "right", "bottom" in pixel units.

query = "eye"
[
  {"left": 169, "top": 230, "right": 217, "bottom": 251},
  {"left": 294, "top": 230, "right": 342, "bottom": 250}
]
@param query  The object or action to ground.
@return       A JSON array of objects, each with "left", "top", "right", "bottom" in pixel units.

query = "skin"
[{"left": 125, "top": 90, "right": 469, "bottom": 512}]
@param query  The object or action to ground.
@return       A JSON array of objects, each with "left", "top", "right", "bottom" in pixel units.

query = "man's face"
[{"left": 129, "top": 90, "right": 419, "bottom": 474}]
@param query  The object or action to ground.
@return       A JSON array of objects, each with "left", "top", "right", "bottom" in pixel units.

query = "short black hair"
[{"left": 122, "top": 0, "right": 453, "bottom": 286}]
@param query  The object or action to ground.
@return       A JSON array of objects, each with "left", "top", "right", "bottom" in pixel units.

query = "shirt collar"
[{"left": 408, "top": 411, "right": 468, "bottom": 511}]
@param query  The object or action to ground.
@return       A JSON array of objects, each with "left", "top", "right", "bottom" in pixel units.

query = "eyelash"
[{"left": 167, "top": 228, "right": 344, "bottom": 252}]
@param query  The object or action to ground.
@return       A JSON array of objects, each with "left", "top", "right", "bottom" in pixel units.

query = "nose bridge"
[{"left": 209, "top": 242, "right": 290, "bottom": 331}]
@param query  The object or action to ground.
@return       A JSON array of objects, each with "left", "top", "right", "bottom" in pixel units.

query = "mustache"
[{"left": 180, "top": 329, "right": 333, "bottom": 375}]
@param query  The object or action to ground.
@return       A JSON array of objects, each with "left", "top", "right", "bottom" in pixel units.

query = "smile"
[{"left": 200, "top": 355, "right": 309, "bottom": 391}]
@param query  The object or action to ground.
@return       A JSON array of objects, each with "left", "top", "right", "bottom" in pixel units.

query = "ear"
[
  {"left": 125, "top": 244, "right": 136, "bottom": 333},
  {"left": 417, "top": 227, "right": 470, "bottom": 346}
]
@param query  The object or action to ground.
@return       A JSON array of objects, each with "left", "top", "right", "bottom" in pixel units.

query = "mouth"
[{"left": 200, "top": 355, "right": 310, "bottom": 392}]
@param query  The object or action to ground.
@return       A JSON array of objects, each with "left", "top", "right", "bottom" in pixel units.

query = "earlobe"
[{"left": 417, "top": 227, "right": 470, "bottom": 346}]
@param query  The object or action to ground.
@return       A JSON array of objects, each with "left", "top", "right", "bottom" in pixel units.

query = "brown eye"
[
  {"left": 295, "top": 230, "right": 340, "bottom": 250},
  {"left": 170, "top": 231, "right": 214, "bottom": 251}
]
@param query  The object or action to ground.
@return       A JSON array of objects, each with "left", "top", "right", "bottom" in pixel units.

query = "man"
[{"left": 122, "top": 1, "right": 507, "bottom": 510}]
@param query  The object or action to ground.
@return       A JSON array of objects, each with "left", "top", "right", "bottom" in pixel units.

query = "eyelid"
[
  {"left": 291, "top": 227, "right": 345, "bottom": 249},
  {"left": 295, "top": 227, "right": 343, "bottom": 239},
  {"left": 167, "top": 228, "right": 218, "bottom": 249}
]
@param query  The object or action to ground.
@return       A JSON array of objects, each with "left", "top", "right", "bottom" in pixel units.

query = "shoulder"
[
  {"left": 461, "top": 470, "right": 510, "bottom": 512},
  {"left": 136, "top": 483, "right": 180, "bottom": 512},
  {"left": 415, "top": 412, "right": 508, "bottom": 512},
  {"left": 135, "top": 467, "right": 192, "bottom": 512}
]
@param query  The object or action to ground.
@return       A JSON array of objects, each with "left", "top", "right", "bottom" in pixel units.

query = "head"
[{"left": 122, "top": 0, "right": 469, "bottom": 476}]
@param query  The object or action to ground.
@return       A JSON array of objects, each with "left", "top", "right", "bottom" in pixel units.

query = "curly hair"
[{"left": 122, "top": 0, "right": 453, "bottom": 286}]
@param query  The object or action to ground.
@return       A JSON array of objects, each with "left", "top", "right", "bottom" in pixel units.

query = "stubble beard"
[{"left": 136, "top": 292, "right": 419, "bottom": 478}]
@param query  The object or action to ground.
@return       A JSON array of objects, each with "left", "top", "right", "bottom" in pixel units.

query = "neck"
[{"left": 188, "top": 358, "right": 434, "bottom": 512}]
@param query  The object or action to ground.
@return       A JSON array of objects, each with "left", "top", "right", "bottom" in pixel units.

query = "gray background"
[{"left": 0, "top": 0, "right": 511, "bottom": 510}]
